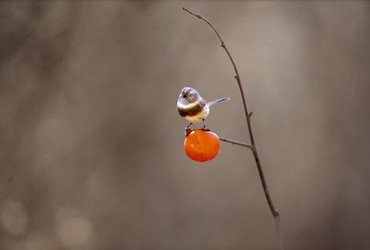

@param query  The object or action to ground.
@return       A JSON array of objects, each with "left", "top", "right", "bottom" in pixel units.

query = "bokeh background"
[{"left": 1, "top": 1, "right": 370, "bottom": 249}]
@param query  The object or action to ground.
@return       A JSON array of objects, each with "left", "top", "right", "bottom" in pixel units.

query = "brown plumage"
[
  {"left": 177, "top": 86, "right": 230, "bottom": 126},
  {"left": 177, "top": 99, "right": 206, "bottom": 117}
]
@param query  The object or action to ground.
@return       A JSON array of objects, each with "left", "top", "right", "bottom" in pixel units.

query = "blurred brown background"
[{"left": 1, "top": 1, "right": 370, "bottom": 249}]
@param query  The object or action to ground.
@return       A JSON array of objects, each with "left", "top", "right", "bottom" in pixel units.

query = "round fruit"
[{"left": 184, "top": 129, "right": 221, "bottom": 162}]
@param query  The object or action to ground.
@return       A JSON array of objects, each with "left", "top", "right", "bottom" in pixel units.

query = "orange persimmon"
[{"left": 184, "top": 129, "right": 221, "bottom": 162}]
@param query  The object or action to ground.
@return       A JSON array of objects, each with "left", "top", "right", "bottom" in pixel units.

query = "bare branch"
[
  {"left": 183, "top": 7, "right": 283, "bottom": 250},
  {"left": 219, "top": 137, "right": 253, "bottom": 149}
]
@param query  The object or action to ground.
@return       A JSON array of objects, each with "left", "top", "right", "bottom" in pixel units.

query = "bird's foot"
[
  {"left": 201, "top": 120, "right": 210, "bottom": 131},
  {"left": 185, "top": 127, "right": 193, "bottom": 137},
  {"left": 201, "top": 127, "right": 210, "bottom": 131},
  {"left": 185, "top": 123, "right": 193, "bottom": 137}
]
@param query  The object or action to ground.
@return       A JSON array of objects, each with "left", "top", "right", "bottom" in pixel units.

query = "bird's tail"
[{"left": 207, "top": 97, "right": 231, "bottom": 107}]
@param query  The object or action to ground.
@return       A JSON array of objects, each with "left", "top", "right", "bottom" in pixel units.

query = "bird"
[{"left": 177, "top": 87, "right": 230, "bottom": 131}]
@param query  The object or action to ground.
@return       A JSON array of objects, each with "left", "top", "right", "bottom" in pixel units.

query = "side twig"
[
  {"left": 219, "top": 137, "right": 252, "bottom": 149},
  {"left": 183, "top": 7, "right": 283, "bottom": 250}
]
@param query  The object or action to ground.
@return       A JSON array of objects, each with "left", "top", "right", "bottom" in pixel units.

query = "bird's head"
[{"left": 178, "top": 87, "right": 200, "bottom": 104}]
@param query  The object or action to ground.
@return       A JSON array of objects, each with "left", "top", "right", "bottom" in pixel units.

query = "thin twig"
[
  {"left": 183, "top": 7, "right": 283, "bottom": 250},
  {"left": 219, "top": 137, "right": 252, "bottom": 149}
]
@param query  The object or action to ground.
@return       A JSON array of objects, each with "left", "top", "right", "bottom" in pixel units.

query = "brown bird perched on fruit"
[{"left": 177, "top": 87, "right": 230, "bottom": 130}]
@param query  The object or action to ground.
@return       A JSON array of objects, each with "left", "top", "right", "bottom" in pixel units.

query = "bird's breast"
[
  {"left": 184, "top": 105, "right": 209, "bottom": 124},
  {"left": 177, "top": 99, "right": 206, "bottom": 117}
]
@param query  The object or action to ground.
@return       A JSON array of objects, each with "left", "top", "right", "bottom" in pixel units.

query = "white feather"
[
  {"left": 184, "top": 105, "right": 209, "bottom": 123},
  {"left": 176, "top": 100, "right": 198, "bottom": 109}
]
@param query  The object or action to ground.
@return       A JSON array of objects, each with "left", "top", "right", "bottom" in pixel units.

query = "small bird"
[{"left": 177, "top": 87, "right": 230, "bottom": 130}]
